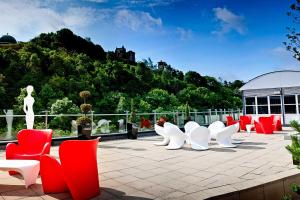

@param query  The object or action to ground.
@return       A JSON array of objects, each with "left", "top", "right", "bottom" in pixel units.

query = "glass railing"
[{"left": 0, "top": 109, "right": 242, "bottom": 141}]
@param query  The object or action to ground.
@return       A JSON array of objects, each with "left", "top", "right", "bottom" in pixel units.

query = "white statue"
[
  {"left": 3, "top": 109, "right": 13, "bottom": 139},
  {"left": 23, "top": 85, "right": 35, "bottom": 129}
]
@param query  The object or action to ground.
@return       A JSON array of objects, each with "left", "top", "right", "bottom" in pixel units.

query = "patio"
[{"left": 0, "top": 130, "right": 298, "bottom": 200}]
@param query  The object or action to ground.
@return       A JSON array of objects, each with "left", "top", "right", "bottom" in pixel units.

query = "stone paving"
[{"left": 0, "top": 130, "right": 298, "bottom": 200}]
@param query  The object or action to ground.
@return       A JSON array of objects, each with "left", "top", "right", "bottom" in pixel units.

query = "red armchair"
[
  {"left": 271, "top": 115, "right": 282, "bottom": 131},
  {"left": 6, "top": 129, "right": 52, "bottom": 161},
  {"left": 226, "top": 116, "right": 239, "bottom": 126},
  {"left": 40, "top": 138, "right": 100, "bottom": 200},
  {"left": 239, "top": 115, "right": 252, "bottom": 131},
  {"left": 254, "top": 117, "right": 273, "bottom": 134}
]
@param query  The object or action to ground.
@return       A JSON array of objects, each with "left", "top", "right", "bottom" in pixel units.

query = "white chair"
[
  {"left": 154, "top": 124, "right": 170, "bottom": 146},
  {"left": 231, "top": 123, "right": 242, "bottom": 144},
  {"left": 216, "top": 125, "right": 237, "bottom": 148},
  {"left": 164, "top": 122, "right": 177, "bottom": 128},
  {"left": 189, "top": 126, "right": 210, "bottom": 150},
  {"left": 165, "top": 126, "right": 186, "bottom": 150},
  {"left": 208, "top": 121, "right": 225, "bottom": 140},
  {"left": 184, "top": 121, "right": 200, "bottom": 144}
]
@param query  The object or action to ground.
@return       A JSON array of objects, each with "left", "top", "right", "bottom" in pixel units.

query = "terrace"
[{"left": 0, "top": 128, "right": 297, "bottom": 200}]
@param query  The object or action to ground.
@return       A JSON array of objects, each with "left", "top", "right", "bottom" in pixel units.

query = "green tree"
[{"left": 285, "top": 1, "right": 300, "bottom": 60}]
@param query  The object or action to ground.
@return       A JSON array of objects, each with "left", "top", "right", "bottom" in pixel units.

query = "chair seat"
[{"left": 11, "top": 153, "right": 42, "bottom": 160}]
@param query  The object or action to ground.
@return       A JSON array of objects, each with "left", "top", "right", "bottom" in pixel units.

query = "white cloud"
[
  {"left": 115, "top": 9, "right": 162, "bottom": 31},
  {"left": 271, "top": 46, "right": 300, "bottom": 70},
  {"left": 0, "top": 0, "right": 109, "bottom": 41},
  {"left": 176, "top": 28, "right": 192, "bottom": 40},
  {"left": 121, "top": 0, "right": 180, "bottom": 7},
  {"left": 212, "top": 7, "right": 246, "bottom": 36},
  {"left": 83, "top": 0, "right": 107, "bottom": 3}
]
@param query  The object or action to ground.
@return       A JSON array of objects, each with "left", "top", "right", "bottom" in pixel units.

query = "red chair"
[
  {"left": 239, "top": 116, "right": 252, "bottom": 131},
  {"left": 226, "top": 116, "right": 239, "bottom": 126},
  {"left": 254, "top": 117, "right": 273, "bottom": 134},
  {"left": 40, "top": 138, "right": 100, "bottom": 200},
  {"left": 271, "top": 115, "right": 282, "bottom": 131},
  {"left": 6, "top": 129, "right": 52, "bottom": 161}
]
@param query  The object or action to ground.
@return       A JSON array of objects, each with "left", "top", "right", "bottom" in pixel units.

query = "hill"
[{"left": 0, "top": 28, "right": 243, "bottom": 115}]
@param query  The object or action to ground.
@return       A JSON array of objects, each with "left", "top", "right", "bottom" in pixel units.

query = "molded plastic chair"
[
  {"left": 239, "top": 115, "right": 252, "bottom": 131},
  {"left": 40, "top": 138, "right": 100, "bottom": 200},
  {"left": 154, "top": 124, "right": 169, "bottom": 146},
  {"left": 6, "top": 129, "right": 53, "bottom": 161},
  {"left": 226, "top": 116, "right": 239, "bottom": 126},
  {"left": 189, "top": 126, "right": 210, "bottom": 150},
  {"left": 254, "top": 117, "right": 273, "bottom": 134},
  {"left": 164, "top": 122, "right": 177, "bottom": 128},
  {"left": 231, "top": 123, "right": 242, "bottom": 144},
  {"left": 216, "top": 125, "right": 237, "bottom": 148},
  {"left": 208, "top": 121, "right": 225, "bottom": 140},
  {"left": 164, "top": 125, "right": 186, "bottom": 150},
  {"left": 184, "top": 121, "right": 200, "bottom": 144},
  {"left": 271, "top": 115, "right": 282, "bottom": 131}
]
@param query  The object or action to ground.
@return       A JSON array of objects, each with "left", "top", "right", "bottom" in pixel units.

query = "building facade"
[{"left": 240, "top": 70, "right": 300, "bottom": 124}]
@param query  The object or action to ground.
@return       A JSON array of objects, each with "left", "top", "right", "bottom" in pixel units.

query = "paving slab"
[{"left": 0, "top": 130, "right": 298, "bottom": 199}]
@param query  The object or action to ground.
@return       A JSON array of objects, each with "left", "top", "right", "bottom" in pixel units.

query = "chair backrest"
[
  {"left": 226, "top": 116, "right": 234, "bottom": 123},
  {"left": 164, "top": 122, "right": 178, "bottom": 129},
  {"left": 59, "top": 137, "right": 100, "bottom": 200},
  {"left": 208, "top": 121, "right": 225, "bottom": 132},
  {"left": 184, "top": 121, "right": 200, "bottom": 134},
  {"left": 190, "top": 126, "right": 209, "bottom": 138},
  {"left": 240, "top": 115, "right": 252, "bottom": 130},
  {"left": 154, "top": 124, "right": 165, "bottom": 136},
  {"left": 17, "top": 129, "right": 52, "bottom": 154},
  {"left": 164, "top": 126, "right": 186, "bottom": 141},
  {"left": 259, "top": 116, "right": 273, "bottom": 134},
  {"left": 271, "top": 115, "right": 282, "bottom": 131}
]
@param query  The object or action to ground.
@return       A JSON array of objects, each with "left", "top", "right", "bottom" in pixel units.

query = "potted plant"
[
  {"left": 157, "top": 116, "right": 167, "bottom": 127},
  {"left": 286, "top": 120, "right": 300, "bottom": 165},
  {"left": 184, "top": 102, "right": 191, "bottom": 124},
  {"left": 127, "top": 99, "right": 138, "bottom": 139},
  {"left": 77, "top": 91, "right": 92, "bottom": 139}
]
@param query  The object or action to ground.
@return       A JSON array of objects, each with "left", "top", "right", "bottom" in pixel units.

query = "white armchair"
[
  {"left": 208, "top": 121, "right": 225, "bottom": 140},
  {"left": 231, "top": 123, "right": 242, "bottom": 144},
  {"left": 154, "top": 124, "right": 169, "bottom": 146},
  {"left": 164, "top": 125, "right": 186, "bottom": 150},
  {"left": 215, "top": 125, "right": 237, "bottom": 148},
  {"left": 184, "top": 121, "right": 200, "bottom": 144},
  {"left": 189, "top": 126, "right": 210, "bottom": 150}
]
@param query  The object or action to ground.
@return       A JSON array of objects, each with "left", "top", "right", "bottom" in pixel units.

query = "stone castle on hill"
[{"left": 107, "top": 46, "right": 136, "bottom": 64}]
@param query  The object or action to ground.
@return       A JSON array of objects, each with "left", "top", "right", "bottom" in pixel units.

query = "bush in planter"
[
  {"left": 287, "top": 120, "right": 300, "bottom": 165},
  {"left": 286, "top": 135, "right": 300, "bottom": 165},
  {"left": 77, "top": 91, "right": 92, "bottom": 139},
  {"left": 284, "top": 121, "right": 300, "bottom": 199}
]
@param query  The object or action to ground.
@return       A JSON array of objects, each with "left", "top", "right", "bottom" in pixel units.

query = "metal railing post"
[
  {"left": 125, "top": 111, "right": 129, "bottom": 132},
  {"left": 208, "top": 109, "right": 212, "bottom": 124},
  {"left": 91, "top": 110, "right": 94, "bottom": 131},
  {"left": 176, "top": 111, "right": 179, "bottom": 126}
]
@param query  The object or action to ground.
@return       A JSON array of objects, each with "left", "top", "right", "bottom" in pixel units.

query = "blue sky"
[{"left": 0, "top": 0, "right": 299, "bottom": 81}]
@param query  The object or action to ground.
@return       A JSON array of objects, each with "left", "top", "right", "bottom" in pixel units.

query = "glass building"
[{"left": 240, "top": 70, "right": 300, "bottom": 125}]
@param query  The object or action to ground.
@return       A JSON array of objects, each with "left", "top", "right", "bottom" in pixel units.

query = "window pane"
[
  {"left": 284, "top": 95, "right": 296, "bottom": 104},
  {"left": 245, "top": 106, "right": 255, "bottom": 114},
  {"left": 285, "top": 105, "right": 297, "bottom": 114},
  {"left": 270, "top": 105, "right": 281, "bottom": 114},
  {"left": 258, "top": 105, "right": 268, "bottom": 114},
  {"left": 257, "top": 97, "right": 267, "bottom": 105},
  {"left": 270, "top": 96, "right": 281, "bottom": 105},
  {"left": 245, "top": 97, "right": 255, "bottom": 105}
]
